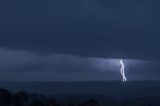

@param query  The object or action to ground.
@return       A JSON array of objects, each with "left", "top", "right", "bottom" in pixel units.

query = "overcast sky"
[{"left": 0, "top": 0, "right": 160, "bottom": 81}]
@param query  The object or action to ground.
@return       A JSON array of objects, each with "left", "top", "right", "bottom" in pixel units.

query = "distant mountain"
[{"left": 0, "top": 81, "right": 160, "bottom": 99}]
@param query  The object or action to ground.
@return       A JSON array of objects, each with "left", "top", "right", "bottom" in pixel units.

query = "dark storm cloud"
[
  {"left": 0, "top": 49, "right": 120, "bottom": 73},
  {"left": 0, "top": 48, "right": 159, "bottom": 81},
  {"left": 0, "top": 48, "right": 125, "bottom": 81},
  {"left": 0, "top": 0, "right": 160, "bottom": 60}
]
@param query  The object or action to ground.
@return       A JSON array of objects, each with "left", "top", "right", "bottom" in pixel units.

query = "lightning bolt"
[{"left": 120, "top": 59, "right": 127, "bottom": 82}]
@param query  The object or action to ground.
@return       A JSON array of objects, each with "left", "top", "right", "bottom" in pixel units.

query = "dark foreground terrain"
[{"left": 0, "top": 81, "right": 160, "bottom": 106}]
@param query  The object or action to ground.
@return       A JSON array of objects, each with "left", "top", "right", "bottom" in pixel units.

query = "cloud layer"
[
  {"left": 0, "top": 48, "right": 159, "bottom": 81},
  {"left": 0, "top": 0, "right": 160, "bottom": 59},
  {"left": 0, "top": 0, "right": 160, "bottom": 81}
]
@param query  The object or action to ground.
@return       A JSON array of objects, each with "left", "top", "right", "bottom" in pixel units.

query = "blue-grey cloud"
[
  {"left": 0, "top": 0, "right": 160, "bottom": 60},
  {"left": 0, "top": 48, "right": 121, "bottom": 72},
  {"left": 0, "top": 48, "right": 159, "bottom": 81},
  {"left": 0, "top": 0, "right": 160, "bottom": 81}
]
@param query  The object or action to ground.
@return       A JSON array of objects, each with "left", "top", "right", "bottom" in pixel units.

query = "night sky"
[{"left": 0, "top": 0, "right": 160, "bottom": 81}]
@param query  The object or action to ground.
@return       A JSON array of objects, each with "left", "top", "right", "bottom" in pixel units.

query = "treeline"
[
  {"left": 0, "top": 88, "right": 100, "bottom": 106},
  {"left": 0, "top": 88, "right": 160, "bottom": 106}
]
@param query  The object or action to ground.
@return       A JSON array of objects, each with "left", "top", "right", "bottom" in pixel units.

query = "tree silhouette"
[
  {"left": 30, "top": 100, "right": 45, "bottom": 106},
  {"left": 83, "top": 99, "right": 100, "bottom": 106},
  {"left": 12, "top": 91, "right": 29, "bottom": 106},
  {"left": 67, "top": 103, "right": 75, "bottom": 106},
  {"left": 47, "top": 98, "right": 60, "bottom": 106},
  {"left": 0, "top": 88, "right": 12, "bottom": 105}
]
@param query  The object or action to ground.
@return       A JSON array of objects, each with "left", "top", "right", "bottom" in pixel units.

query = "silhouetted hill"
[
  {"left": 0, "top": 81, "right": 160, "bottom": 99},
  {"left": 0, "top": 81, "right": 160, "bottom": 106}
]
